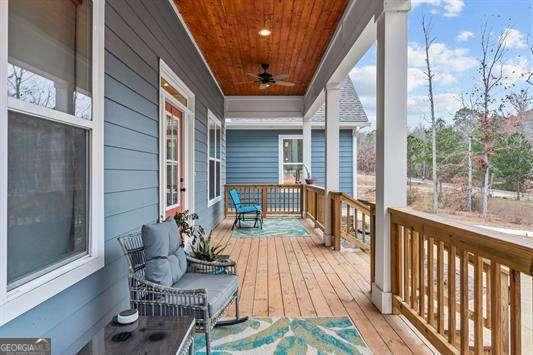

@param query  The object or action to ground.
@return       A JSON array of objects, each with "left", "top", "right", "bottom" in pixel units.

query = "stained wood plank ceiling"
[{"left": 174, "top": 0, "right": 349, "bottom": 96}]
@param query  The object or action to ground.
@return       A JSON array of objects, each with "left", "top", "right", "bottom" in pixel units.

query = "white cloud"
[
  {"left": 501, "top": 57, "right": 531, "bottom": 84},
  {"left": 456, "top": 30, "right": 474, "bottom": 42},
  {"left": 500, "top": 28, "right": 527, "bottom": 49},
  {"left": 407, "top": 93, "right": 461, "bottom": 117},
  {"left": 442, "top": 0, "right": 464, "bottom": 17},
  {"left": 412, "top": 0, "right": 465, "bottom": 17},
  {"left": 349, "top": 66, "right": 375, "bottom": 97},
  {"left": 408, "top": 42, "right": 477, "bottom": 72}
]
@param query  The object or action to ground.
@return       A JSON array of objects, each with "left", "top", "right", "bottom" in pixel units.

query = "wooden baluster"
[
  {"left": 418, "top": 232, "right": 425, "bottom": 317},
  {"left": 224, "top": 185, "right": 228, "bottom": 217},
  {"left": 437, "top": 241, "right": 445, "bottom": 335},
  {"left": 362, "top": 211, "right": 367, "bottom": 244},
  {"left": 332, "top": 193, "right": 342, "bottom": 251},
  {"left": 398, "top": 223, "right": 404, "bottom": 299},
  {"left": 501, "top": 268, "right": 510, "bottom": 353},
  {"left": 391, "top": 222, "right": 400, "bottom": 314},
  {"left": 346, "top": 205, "right": 351, "bottom": 234},
  {"left": 300, "top": 185, "right": 304, "bottom": 217},
  {"left": 427, "top": 237, "right": 435, "bottom": 326},
  {"left": 411, "top": 229, "right": 418, "bottom": 309},
  {"left": 491, "top": 262, "right": 502, "bottom": 355},
  {"left": 370, "top": 210, "right": 376, "bottom": 285},
  {"left": 485, "top": 262, "right": 491, "bottom": 328},
  {"left": 510, "top": 269, "right": 521, "bottom": 355},
  {"left": 474, "top": 254, "right": 483, "bottom": 354},
  {"left": 261, "top": 186, "right": 267, "bottom": 218},
  {"left": 448, "top": 245, "right": 457, "bottom": 346},
  {"left": 404, "top": 227, "right": 410, "bottom": 303},
  {"left": 460, "top": 250, "right": 470, "bottom": 354}
]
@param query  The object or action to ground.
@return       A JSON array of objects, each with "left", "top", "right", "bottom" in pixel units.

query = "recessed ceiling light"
[{"left": 259, "top": 29, "right": 271, "bottom": 37}]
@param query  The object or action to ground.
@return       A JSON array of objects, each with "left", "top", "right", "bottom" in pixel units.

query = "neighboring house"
[{"left": 226, "top": 78, "right": 368, "bottom": 197}]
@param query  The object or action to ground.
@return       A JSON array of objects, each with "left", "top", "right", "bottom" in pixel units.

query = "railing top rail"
[
  {"left": 390, "top": 207, "right": 533, "bottom": 275},
  {"left": 304, "top": 184, "right": 326, "bottom": 193},
  {"left": 334, "top": 192, "right": 375, "bottom": 213},
  {"left": 225, "top": 183, "right": 303, "bottom": 188}
]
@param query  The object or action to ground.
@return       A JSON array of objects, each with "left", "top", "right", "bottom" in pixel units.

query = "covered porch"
[{"left": 211, "top": 216, "right": 435, "bottom": 353}]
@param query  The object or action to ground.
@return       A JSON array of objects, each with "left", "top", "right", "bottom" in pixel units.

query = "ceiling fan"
[{"left": 241, "top": 63, "right": 295, "bottom": 89}]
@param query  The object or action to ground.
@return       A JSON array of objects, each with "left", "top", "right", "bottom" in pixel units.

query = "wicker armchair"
[{"left": 118, "top": 232, "right": 245, "bottom": 354}]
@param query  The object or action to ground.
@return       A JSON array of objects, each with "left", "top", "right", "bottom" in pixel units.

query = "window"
[
  {"left": 0, "top": 0, "right": 104, "bottom": 325},
  {"left": 165, "top": 103, "right": 182, "bottom": 214},
  {"left": 208, "top": 112, "right": 222, "bottom": 206},
  {"left": 279, "top": 135, "right": 303, "bottom": 184}
]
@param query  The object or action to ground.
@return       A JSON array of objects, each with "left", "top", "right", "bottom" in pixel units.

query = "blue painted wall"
[
  {"left": 0, "top": 0, "right": 224, "bottom": 353},
  {"left": 226, "top": 129, "right": 354, "bottom": 196}
]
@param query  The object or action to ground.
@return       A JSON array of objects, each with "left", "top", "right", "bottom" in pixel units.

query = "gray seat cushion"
[
  {"left": 172, "top": 273, "right": 239, "bottom": 316},
  {"left": 142, "top": 220, "right": 187, "bottom": 286}
]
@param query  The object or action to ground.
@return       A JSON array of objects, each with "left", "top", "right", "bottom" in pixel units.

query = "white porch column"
[
  {"left": 323, "top": 82, "right": 341, "bottom": 246},
  {"left": 352, "top": 128, "right": 358, "bottom": 199},
  {"left": 372, "top": 0, "right": 410, "bottom": 314},
  {"left": 303, "top": 115, "right": 312, "bottom": 179}
]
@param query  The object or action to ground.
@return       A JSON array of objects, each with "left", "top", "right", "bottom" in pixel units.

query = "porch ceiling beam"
[
  {"left": 224, "top": 96, "right": 303, "bottom": 119},
  {"left": 372, "top": 0, "right": 410, "bottom": 314},
  {"left": 303, "top": 0, "right": 378, "bottom": 115}
]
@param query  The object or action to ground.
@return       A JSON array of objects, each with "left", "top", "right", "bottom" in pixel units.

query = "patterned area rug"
[
  {"left": 193, "top": 317, "right": 371, "bottom": 354},
  {"left": 231, "top": 218, "right": 310, "bottom": 238}
]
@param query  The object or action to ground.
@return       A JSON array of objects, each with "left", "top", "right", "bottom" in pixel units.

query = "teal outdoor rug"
[
  {"left": 194, "top": 317, "right": 371, "bottom": 354},
  {"left": 232, "top": 218, "right": 310, "bottom": 238}
]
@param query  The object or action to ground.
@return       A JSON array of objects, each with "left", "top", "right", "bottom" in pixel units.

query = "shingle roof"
[{"left": 311, "top": 78, "right": 368, "bottom": 122}]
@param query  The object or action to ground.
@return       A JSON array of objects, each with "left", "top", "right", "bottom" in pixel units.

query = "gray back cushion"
[{"left": 142, "top": 220, "right": 187, "bottom": 286}]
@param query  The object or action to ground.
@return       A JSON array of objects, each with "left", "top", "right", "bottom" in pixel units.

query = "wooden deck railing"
[
  {"left": 224, "top": 184, "right": 303, "bottom": 217},
  {"left": 389, "top": 208, "right": 533, "bottom": 354},
  {"left": 330, "top": 192, "right": 376, "bottom": 281},
  {"left": 304, "top": 185, "right": 326, "bottom": 230}
]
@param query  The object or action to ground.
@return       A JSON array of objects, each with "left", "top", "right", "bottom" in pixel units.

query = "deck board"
[{"left": 213, "top": 218, "right": 436, "bottom": 354}]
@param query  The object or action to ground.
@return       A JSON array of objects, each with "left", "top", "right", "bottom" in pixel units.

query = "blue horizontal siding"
[
  {"left": 0, "top": 0, "right": 224, "bottom": 353},
  {"left": 226, "top": 129, "right": 354, "bottom": 197}
]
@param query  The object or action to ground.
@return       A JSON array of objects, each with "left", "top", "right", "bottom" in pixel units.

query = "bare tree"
[
  {"left": 455, "top": 93, "right": 477, "bottom": 212},
  {"left": 422, "top": 16, "right": 439, "bottom": 213},
  {"left": 476, "top": 22, "right": 509, "bottom": 219}
]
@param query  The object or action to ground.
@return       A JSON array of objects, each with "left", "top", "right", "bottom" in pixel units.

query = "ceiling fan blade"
[
  {"left": 272, "top": 73, "right": 289, "bottom": 80},
  {"left": 247, "top": 73, "right": 260, "bottom": 79},
  {"left": 259, "top": 83, "right": 271, "bottom": 89},
  {"left": 274, "top": 80, "right": 295, "bottom": 87}
]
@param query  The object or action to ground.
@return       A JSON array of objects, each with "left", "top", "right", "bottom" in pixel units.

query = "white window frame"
[
  {"left": 207, "top": 110, "right": 222, "bottom": 207},
  {"left": 159, "top": 59, "right": 195, "bottom": 219},
  {"left": 278, "top": 134, "right": 304, "bottom": 184},
  {"left": 0, "top": 0, "right": 105, "bottom": 326}
]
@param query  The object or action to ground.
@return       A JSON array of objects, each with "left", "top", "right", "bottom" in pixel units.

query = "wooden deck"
[{"left": 212, "top": 217, "right": 437, "bottom": 354}]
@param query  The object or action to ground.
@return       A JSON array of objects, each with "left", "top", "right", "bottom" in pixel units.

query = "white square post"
[
  {"left": 372, "top": 0, "right": 410, "bottom": 314},
  {"left": 303, "top": 115, "right": 312, "bottom": 180},
  {"left": 323, "top": 82, "right": 341, "bottom": 246},
  {"left": 302, "top": 115, "right": 312, "bottom": 218}
]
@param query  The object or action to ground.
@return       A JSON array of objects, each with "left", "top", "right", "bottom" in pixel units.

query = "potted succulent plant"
[{"left": 303, "top": 164, "right": 314, "bottom": 185}]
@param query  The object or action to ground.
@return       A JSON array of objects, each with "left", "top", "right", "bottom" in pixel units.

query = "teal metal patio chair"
[{"left": 228, "top": 188, "right": 263, "bottom": 229}]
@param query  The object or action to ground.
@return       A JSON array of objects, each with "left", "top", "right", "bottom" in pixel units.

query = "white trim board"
[
  {"left": 278, "top": 134, "right": 304, "bottom": 184},
  {"left": 225, "top": 95, "right": 304, "bottom": 119},
  {"left": 226, "top": 118, "right": 369, "bottom": 130},
  {"left": 207, "top": 110, "right": 223, "bottom": 208},
  {"left": 159, "top": 59, "right": 196, "bottom": 219}
]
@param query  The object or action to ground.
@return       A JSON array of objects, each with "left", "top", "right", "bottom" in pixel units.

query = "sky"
[{"left": 349, "top": 0, "right": 532, "bottom": 130}]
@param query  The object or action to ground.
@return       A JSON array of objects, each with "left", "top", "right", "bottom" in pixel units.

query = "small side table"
[{"left": 104, "top": 315, "right": 195, "bottom": 355}]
